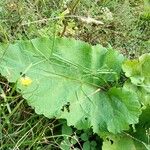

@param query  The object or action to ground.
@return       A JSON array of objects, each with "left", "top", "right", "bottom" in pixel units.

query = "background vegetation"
[{"left": 0, "top": 0, "right": 150, "bottom": 149}]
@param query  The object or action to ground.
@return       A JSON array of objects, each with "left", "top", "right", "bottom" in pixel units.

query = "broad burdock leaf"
[
  {"left": 122, "top": 53, "right": 150, "bottom": 106},
  {"left": 0, "top": 37, "right": 141, "bottom": 134}
]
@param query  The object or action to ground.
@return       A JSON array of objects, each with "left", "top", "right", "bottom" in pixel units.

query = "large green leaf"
[
  {"left": 122, "top": 54, "right": 150, "bottom": 106},
  {"left": 0, "top": 37, "right": 141, "bottom": 134}
]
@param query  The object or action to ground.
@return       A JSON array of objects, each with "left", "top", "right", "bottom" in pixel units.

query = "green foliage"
[
  {"left": 141, "top": 0, "right": 150, "bottom": 20},
  {"left": 0, "top": 37, "right": 142, "bottom": 135},
  {"left": 103, "top": 106, "right": 150, "bottom": 150},
  {"left": 1, "top": 37, "right": 149, "bottom": 149},
  {"left": 123, "top": 53, "right": 150, "bottom": 106},
  {"left": 60, "top": 122, "right": 101, "bottom": 150},
  {"left": 0, "top": 0, "right": 149, "bottom": 149},
  {"left": 102, "top": 134, "right": 148, "bottom": 150}
]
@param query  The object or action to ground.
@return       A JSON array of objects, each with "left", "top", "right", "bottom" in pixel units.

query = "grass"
[{"left": 0, "top": 0, "right": 150, "bottom": 149}]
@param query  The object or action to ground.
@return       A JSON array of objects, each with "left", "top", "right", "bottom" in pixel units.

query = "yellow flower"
[{"left": 20, "top": 76, "right": 32, "bottom": 86}]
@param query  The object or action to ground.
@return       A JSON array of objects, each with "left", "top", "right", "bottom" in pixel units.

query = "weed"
[{"left": 0, "top": 0, "right": 149, "bottom": 149}]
